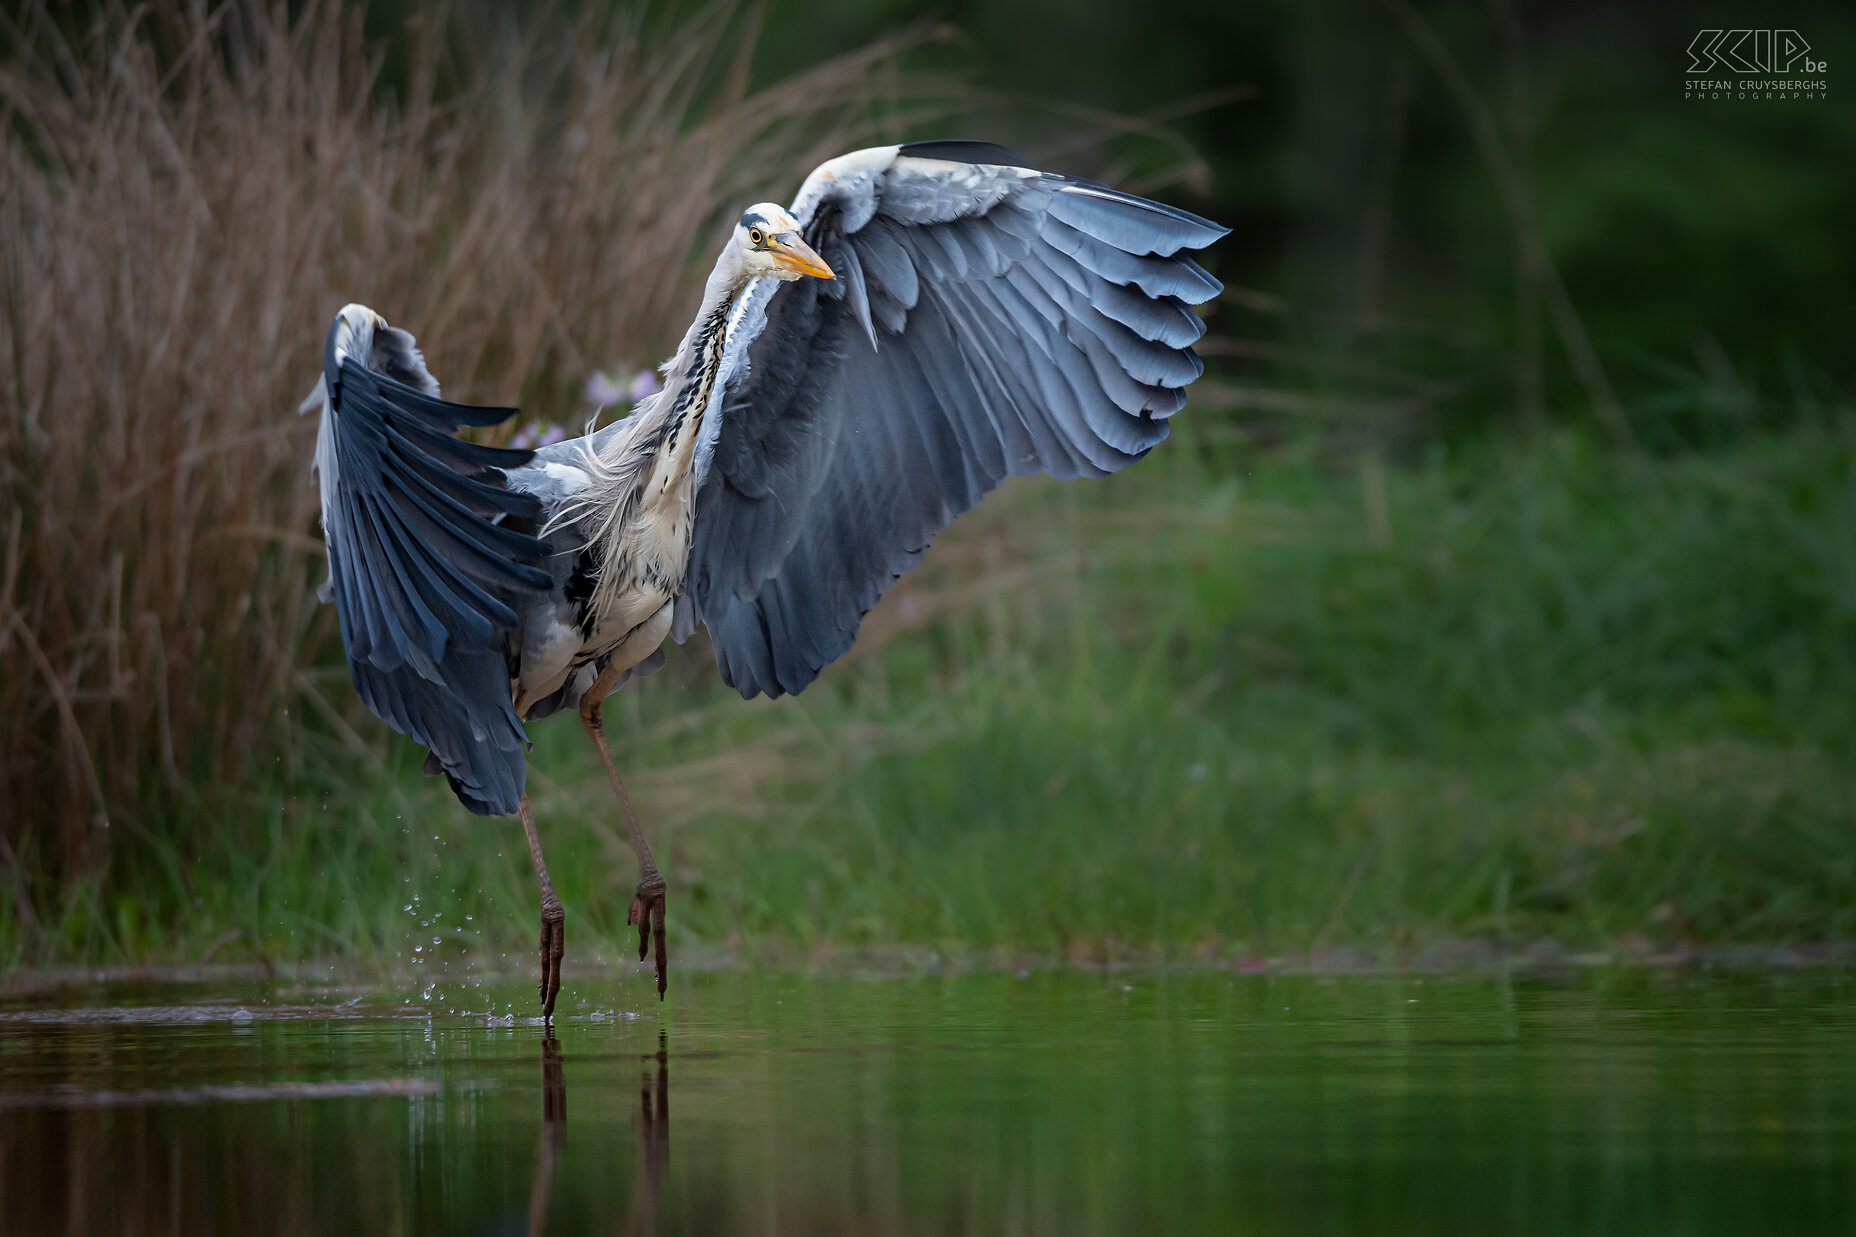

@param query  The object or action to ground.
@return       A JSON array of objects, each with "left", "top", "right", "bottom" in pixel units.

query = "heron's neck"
[
  {"left": 643, "top": 260, "right": 749, "bottom": 485},
  {"left": 558, "top": 257, "right": 748, "bottom": 622}
]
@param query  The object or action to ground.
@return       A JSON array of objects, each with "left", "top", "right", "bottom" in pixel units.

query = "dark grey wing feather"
[
  {"left": 320, "top": 342, "right": 549, "bottom": 814},
  {"left": 688, "top": 143, "right": 1226, "bottom": 698}
]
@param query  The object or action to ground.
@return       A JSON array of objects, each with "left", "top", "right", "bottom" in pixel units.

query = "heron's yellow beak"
[{"left": 771, "top": 233, "right": 835, "bottom": 279}]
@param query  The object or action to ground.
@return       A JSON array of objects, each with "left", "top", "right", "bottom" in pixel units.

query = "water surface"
[{"left": 1, "top": 966, "right": 1851, "bottom": 1233}]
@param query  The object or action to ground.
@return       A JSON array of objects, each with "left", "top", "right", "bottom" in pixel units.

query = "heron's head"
[
  {"left": 734, "top": 205, "right": 834, "bottom": 282},
  {"left": 312, "top": 302, "right": 440, "bottom": 404},
  {"left": 333, "top": 303, "right": 384, "bottom": 355}
]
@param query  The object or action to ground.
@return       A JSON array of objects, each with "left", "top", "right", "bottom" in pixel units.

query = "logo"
[
  {"left": 1686, "top": 30, "right": 1822, "bottom": 74},
  {"left": 1685, "top": 29, "right": 1827, "bottom": 100}
]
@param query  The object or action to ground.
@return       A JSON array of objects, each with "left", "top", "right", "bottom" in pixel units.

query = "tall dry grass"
[{"left": 0, "top": 0, "right": 951, "bottom": 907}]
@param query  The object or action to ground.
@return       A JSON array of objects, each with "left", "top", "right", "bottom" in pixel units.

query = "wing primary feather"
[
  {"left": 1047, "top": 182, "right": 1229, "bottom": 256},
  {"left": 1039, "top": 219, "right": 1225, "bottom": 301}
]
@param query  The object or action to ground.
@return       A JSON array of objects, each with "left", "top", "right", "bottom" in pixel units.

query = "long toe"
[
  {"left": 539, "top": 912, "right": 565, "bottom": 1020},
  {"left": 651, "top": 895, "right": 667, "bottom": 999},
  {"left": 629, "top": 886, "right": 668, "bottom": 999},
  {"left": 545, "top": 918, "right": 565, "bottom": 1019},
  {"left": 628, "top": 891, "right": 651, "bottom": 964}
]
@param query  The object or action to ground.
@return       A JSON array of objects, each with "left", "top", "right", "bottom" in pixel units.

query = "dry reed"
[{"left": 0, "top": 0, "right": 951, "bottom": 901}]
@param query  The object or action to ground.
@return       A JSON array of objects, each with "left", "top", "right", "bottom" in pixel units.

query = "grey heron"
[{"left": 302, "top": 141, "right": 1226, "bottom": 1014}]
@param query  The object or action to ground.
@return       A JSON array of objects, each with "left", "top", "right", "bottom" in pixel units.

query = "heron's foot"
[
  {"left": 538, "top": 900, "right": 565, "bottom": 1020},
  {"left": 629, "top": 874, "right": 668, "bottom": 1000}
]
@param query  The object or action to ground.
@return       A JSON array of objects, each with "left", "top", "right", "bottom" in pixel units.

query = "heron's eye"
[{"left": 748, "top": 228, "right": 764, "bottom": 247}]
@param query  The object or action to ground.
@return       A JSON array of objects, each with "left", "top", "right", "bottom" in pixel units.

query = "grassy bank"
[
  {"left": 8, "top": 414, "right": 1852, "bottom": 971},
  {"left": 0, "top": 0, "right": 959, "bottom": 879}
]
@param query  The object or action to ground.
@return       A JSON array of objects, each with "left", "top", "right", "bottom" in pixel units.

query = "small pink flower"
[
  {"left": 537, "top": 424, "right": 566, "bottom": 447},
  {"left": 627, "top": 368, "right": 664, "bottom": 403},
  {"left": 583, "top": 370, "right": 626, "bottom": 407},
  {"left": 509, "top": 423, "right": 538, "bottom": 450}
]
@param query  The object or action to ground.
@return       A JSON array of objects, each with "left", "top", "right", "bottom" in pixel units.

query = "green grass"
[{"left": 7, "top": 416, "right": 1854, "bottom": 972}]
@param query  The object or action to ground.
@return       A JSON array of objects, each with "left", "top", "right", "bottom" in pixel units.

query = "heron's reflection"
[
  {"left": 629, "top": 1030, "right": 670, "bottom": 1234},
  {"left": 525, "top": 1028, "right": 670, "bottom": 1237},
  {"left": 527, "top": 1031, "right": 566, "bottom": 1237},
  {"left": 542, "top": 1029, "right": 568, "bottom": 1123}
]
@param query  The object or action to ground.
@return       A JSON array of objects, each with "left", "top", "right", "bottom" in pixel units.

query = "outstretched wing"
[
  {"left": 683, "top": 141, "right": 1226, "bottom": 697},
  {"left": 311, "top": 309, "right": 551, "bottom": 814}
]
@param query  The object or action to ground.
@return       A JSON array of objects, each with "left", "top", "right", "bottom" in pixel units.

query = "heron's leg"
[
  {"left": 519, "top": 796, "right": 566, "bottom": 1019},
  {"left": 579, "top": 663, "right": 669, "bottom": 998}
]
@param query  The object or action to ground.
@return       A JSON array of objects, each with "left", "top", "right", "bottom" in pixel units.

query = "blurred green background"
[
  {"left": 2, "top": 0, "right": 1852, "bottom": 971},
  {"left": 765, "top": 0, "right": 1856, "bottom": 438}
]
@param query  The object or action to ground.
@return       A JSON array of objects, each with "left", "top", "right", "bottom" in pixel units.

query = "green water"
[{"left": 1, "top": 967, "right": 1852, "bottom": 1233}]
